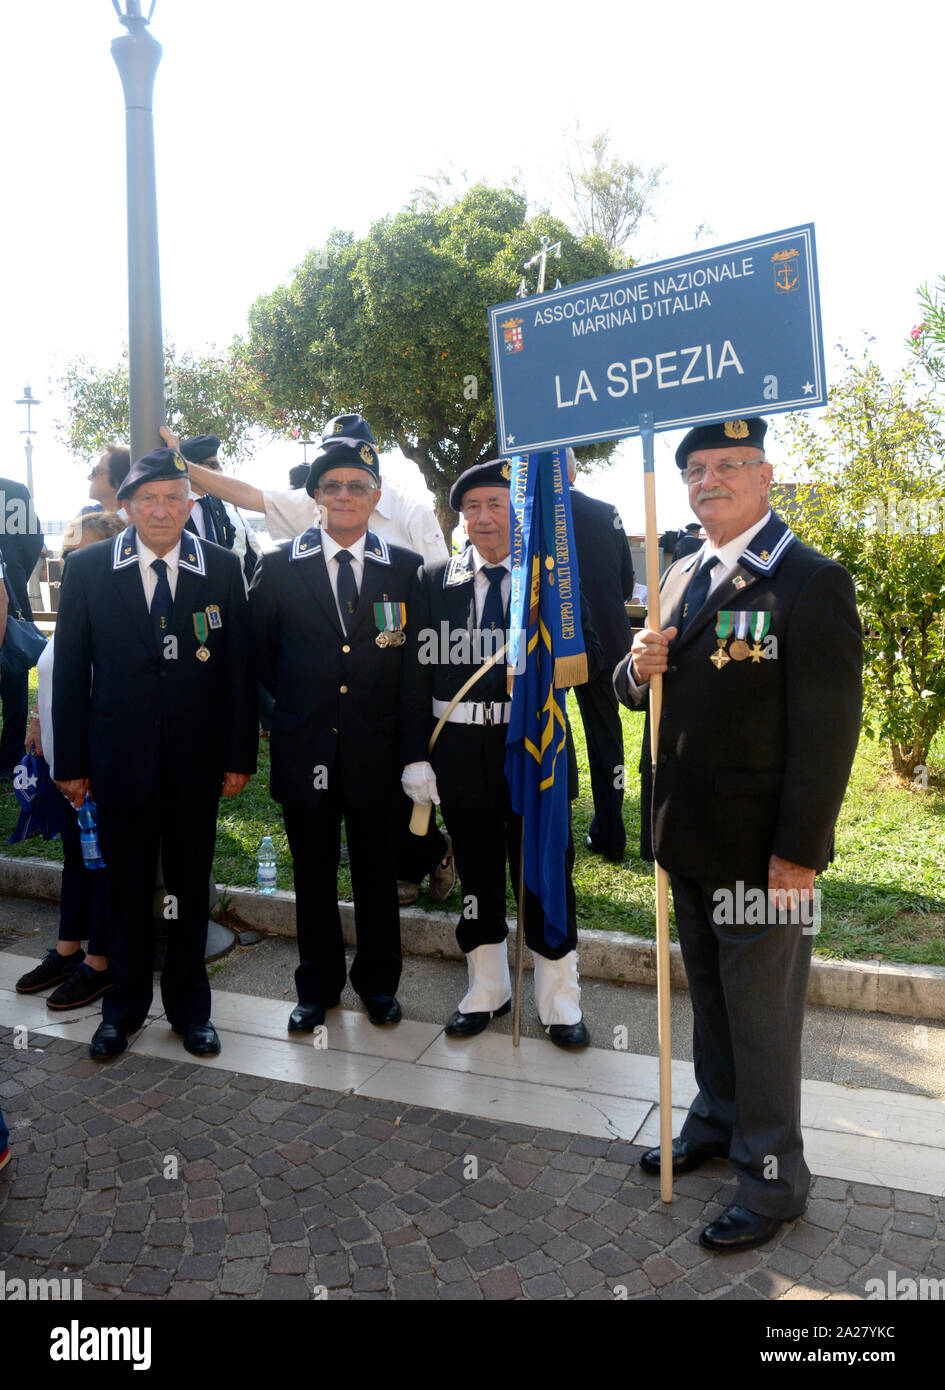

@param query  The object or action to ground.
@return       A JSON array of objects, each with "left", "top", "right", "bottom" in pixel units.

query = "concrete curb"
[{"left": 2, "top": 854, "right": 942, "bottom": 1021}]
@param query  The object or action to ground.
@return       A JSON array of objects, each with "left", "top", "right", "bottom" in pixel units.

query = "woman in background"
[{"left": 15, "top": 510, "right": 125, "bottom": 1007}]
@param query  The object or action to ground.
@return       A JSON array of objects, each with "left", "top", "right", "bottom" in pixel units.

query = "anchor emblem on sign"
[{"left": 771, "top": 247, "right": 800, "bottom": 294}]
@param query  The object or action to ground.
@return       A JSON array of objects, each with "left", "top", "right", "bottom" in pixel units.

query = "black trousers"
[
  {"left": 396, "top": 794, "right": 449, "bottom": 884},
  {"left": 59, "top": 804, "right": 108, "bottom": 955},
  {"left": 440, "top": 797, "right": 577, "bottom": 962},
  {"left": 573, "top": 669, "right": 626, "bottom": 857},
  {"left": 0, "top": 668, "right": 28, "bottom": 773},
  {"left": 97, "top": 782, "right": 219, "bottom": 1034},
  {"left": 283, "top": 784, "right": 402, "bottom": 1006},
  {"left": 670, "top": 873, "right": 813, "bottom": 1219}
]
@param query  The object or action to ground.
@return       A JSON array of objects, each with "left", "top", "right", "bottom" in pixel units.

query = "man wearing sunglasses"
[
  {"left": 615, "top": 416, "right": 862, "bottom": 1253},
  {"left": 249, "top": 438, "right": 424, "bottom": 1031}
]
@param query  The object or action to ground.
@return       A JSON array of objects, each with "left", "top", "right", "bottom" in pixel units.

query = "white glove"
[{"left": 401, "top": 760, "right": 440, "bottom": 806}]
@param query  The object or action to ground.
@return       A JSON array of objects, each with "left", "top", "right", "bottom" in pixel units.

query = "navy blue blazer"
[
  {"left": 249, "top": 527, "right": 424, "bottom": 810},
  {"left": 52, "top": 526, "right": 258, "bottom": 809}
]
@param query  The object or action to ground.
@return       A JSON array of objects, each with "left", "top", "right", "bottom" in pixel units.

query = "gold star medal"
[
  {"left": 711, "top": 611, "right": 733, "bottom": 668},
  {"left": 749, "top": 610, "right": 771, "bottom": 662}
]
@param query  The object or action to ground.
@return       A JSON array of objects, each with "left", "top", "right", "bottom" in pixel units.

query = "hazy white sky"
[{"left": 2, "top": 0, "right": 942, "bottom": 533}]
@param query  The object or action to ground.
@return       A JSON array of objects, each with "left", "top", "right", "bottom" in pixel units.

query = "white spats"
[{"left": 459, "top": 943, "right": 511, "bottom": 1014}]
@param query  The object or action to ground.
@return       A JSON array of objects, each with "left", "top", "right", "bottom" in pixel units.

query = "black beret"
[
  {"left": 116, "top": 446, "right": 190, "bottom": 501},
  {"left": 675, "top": 417, "right": 767, "bottom": 469},
  {"left": 180, "top": 434, "right": 222, "bottom": 464},
  {"left": 449, "top": 458, "right": 513, "bottom": 511},
  {"left": 305, "top": 440, "right": 380, "bottom": 496},
  {"left": 321, "top": 413, "right": 375, "bottom": 447}
]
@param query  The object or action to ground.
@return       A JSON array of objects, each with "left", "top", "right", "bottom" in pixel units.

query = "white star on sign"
[
  {"left": 507, "top": 434, "right": 515, "bottom": 445},
  {"left": 802, "top": 381, "right": 814, "bottom": 395},
  {"left": 26, "top": 773, "right": 38, "bottom": 789}
]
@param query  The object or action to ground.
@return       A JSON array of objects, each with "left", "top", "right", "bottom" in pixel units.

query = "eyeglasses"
[
  {"left": 318, "top": 480, "right": 374, "bottom": 498},
  {"left": 681, "top": 458, "right": 763, "bottom": 485},
  {"left": 88, "top": 467, "right": 110, "bottom": 478}
]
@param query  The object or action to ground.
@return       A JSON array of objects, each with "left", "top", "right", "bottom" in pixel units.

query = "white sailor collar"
[
  {"left": 289, "top": 527, "right": 391, "bottom": 565},
  {"left": 443, "top": 545, "right": 476, "bottom": 588},
  {"left": 111, "top": 525, "right": 206, "bottom": 577}
]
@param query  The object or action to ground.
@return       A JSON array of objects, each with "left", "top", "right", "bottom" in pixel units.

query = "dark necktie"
[
  {"left": 679, "top": 555, "right": 720, "bottom": 634},
  {"left": 198, "top": 496, "right": 218, "bottom": 543},
  {"left": 336, "top": 550, "right": 358, "bottom": 632},
  {"left": 481, "top": 565, "right": 508, "bottom": 634},
  {"left": 150, "top": 558, "right": 173, "bottom": 648}
]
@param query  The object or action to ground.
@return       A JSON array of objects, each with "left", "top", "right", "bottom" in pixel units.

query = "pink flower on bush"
[{"left": 911, "top": 323, "right": 925, "bottom": 342}]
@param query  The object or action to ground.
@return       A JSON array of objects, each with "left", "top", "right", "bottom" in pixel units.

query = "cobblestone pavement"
[{"left": 1, "top": 1035, "right": 942, "bottom": 1302}]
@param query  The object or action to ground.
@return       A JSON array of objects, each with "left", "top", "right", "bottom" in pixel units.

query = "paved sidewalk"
[{"left": 2, "top": 1033, "right": 942, "bottom": 1302}]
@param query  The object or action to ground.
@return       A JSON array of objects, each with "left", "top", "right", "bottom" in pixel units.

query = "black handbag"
[{"left": 0, "top": 579, "right": 46, "bottom": 676}]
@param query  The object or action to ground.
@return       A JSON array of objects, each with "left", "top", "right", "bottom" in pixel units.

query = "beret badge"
[
  {"left": 501, "top": 460, "right": 512, "bottom": 480},
  {"left": 360, "top": 444, "right": 374, "bottom": 466},
  {"left": 723, "top": 420, "right": 749, "bottom": 440}
]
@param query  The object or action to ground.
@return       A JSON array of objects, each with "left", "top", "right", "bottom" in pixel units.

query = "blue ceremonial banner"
[
  {"left": 505, "top": 449, "right": 586, "bottom": 950},
  {"left": 489, "top": 223, "right": 826, "bottom": 455}
]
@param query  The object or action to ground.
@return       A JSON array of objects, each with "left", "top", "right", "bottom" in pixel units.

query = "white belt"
[{"left": 432, "top": 697, "right": 511, "bottom": 727}]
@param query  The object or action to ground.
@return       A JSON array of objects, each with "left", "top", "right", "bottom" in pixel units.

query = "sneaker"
[
  {"left": 47, "top": 963, "right": 116, "bottom": 1010},
  {"left": 16, "top": 947, "right": 86, "bottom": 994}
]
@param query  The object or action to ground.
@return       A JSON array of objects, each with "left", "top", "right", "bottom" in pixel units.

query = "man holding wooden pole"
[{"left": 615, "top": 416, "right": 862, "bottom": 1252}]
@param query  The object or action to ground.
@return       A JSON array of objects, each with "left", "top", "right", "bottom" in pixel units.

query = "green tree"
[
  {"left": 781, "top": 348, "right": 945, "bottom": 780},
  {"left": 56, "top": 342, "right": 262, "bottom": 464},
  {"left": 240, "top": 184, "right": 619, "bottom": 536}
]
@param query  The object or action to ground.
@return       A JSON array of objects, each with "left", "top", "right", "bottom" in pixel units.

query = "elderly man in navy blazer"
[
  {"left": 616, "top": 417, "right": 862, "bottom": 1253},
  {"left": 52, "top": 447, "right": 258, "bottom": 1060},
  {"left": 249, "top": 435, "right": 424, "bottom": 1030}
]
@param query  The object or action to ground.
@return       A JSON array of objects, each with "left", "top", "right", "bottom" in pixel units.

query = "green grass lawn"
[{"left": 3, "top": 674, "right": 943, "bottom": 965}]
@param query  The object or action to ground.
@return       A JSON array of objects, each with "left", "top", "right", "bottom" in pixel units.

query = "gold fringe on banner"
[
  {"left": 554, "top": 654, "right": 588, "bottom": 688},
  {"left": 507, "top": 665, "right": 515, "bottom": 697}
]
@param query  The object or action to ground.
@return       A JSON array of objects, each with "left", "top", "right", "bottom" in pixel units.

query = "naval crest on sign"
[
  {"left": 502, "top": 317, "right": 524, "bottom": 354},
  {"left": 771, "top": 247, "right": 799, "bottom": 294}
]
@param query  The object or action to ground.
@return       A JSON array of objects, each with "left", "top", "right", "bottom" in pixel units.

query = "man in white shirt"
[{"left": 179, "top": 414, "right": 448, "bottom": 566}]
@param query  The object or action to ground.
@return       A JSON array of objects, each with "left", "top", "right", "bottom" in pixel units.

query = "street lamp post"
[
  {"left": 110, "top": 1, "right": 165, "bottom": 461},
  {"left": 15, "top": 384, "right": 44, "bottom": 613}
]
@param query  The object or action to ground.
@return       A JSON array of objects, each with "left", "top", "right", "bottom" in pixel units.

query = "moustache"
[{"left": 696, "top": 487, "right": 733, "bottom": 503}]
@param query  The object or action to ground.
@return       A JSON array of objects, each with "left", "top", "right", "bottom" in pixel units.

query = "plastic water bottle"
[
  {"left": 257, "top": 836, "right": 277, "bottom": 894},
  {"left": 77, "top": 795, "right": 106, "bottom": 871}
]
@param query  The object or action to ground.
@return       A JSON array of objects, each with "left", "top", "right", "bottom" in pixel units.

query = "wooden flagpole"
[{"left": 640, "top": 412, "right": 673, "bottom": 1204}]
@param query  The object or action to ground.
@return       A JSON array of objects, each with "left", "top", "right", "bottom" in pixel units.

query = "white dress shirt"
[
  {"left": 320, "top": 530, "right": 367, "bottom": 631},
  {"left": 136, "top": 536, "right": 182, "bottom": 606},
  {"left": 470, "top": 547, "right": 511, "bottom": 626}
]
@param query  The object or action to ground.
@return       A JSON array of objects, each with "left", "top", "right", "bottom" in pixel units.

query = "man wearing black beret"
[
  {"left": 52, "top": 447, "right": 258, "bottom": 1060},
  {"left": 249, "top": 438, "right": 425, "bottom": 1029},
  {"left": 615, "top": 417, "right": 862, "bottom": 1251},
  {"left": 402, "top": 459, "right": 596, "bottom": 1047}
]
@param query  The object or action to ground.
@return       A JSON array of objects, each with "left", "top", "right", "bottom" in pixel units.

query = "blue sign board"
[{"left": 488, "top": 223, "right": 826, "bottom": 454}]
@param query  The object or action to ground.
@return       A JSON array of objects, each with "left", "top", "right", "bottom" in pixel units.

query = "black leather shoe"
[
  {"left": 288, "top": 1002, "right": 327, "bottom": 1033},
  {"left": 89, "top": 1021, "right": 128, "bottom": 1060},
  {"left": 16, "top": 946, "right": 85, "bottom": 994},
  {"left": 366, "top": 995, "right": 402, "bottom": 1025},
  {"left": 47, "top": 964, "right": 115, "bottom": 1010},
  {"left": 180, "top": 1023, "right": 221, "bottom": 1057},
  {"left": 547, "top": 1020, "right": 590, "bottom": 1049},
  {"left": 640, "top": 1137, "right": 716, "bottom": 1175},
  {"left": 445, "top": 998, "right": 511, "bottom": 1038},
  {"left": 585, "top": 834, "right": 624, "bottom": 865},
  {"left": 699, "top": 1203, "right": 784, "bottom": 1253}
]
